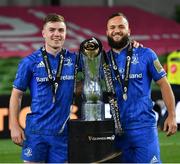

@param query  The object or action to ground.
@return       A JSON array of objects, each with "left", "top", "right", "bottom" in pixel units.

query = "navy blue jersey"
[
  {"left": 13, "top": 48, "right": 76, "bottom": 135},
  {"left": 107, "top": 47, "right": 166, "bottom": 129}
]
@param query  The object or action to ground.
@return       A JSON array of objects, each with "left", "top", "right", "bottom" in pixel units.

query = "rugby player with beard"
[{"left": 105, "top": 12, "right": 177, "bottom": 163}]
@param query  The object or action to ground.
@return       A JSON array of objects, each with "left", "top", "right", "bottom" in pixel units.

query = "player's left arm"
[{"left": 156, "top": 77, "right": 177, "bottom": 136}]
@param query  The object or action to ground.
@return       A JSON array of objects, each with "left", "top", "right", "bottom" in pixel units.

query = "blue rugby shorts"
[
  {"left": 115, "top": 127, "right": 161, "bottom": 163},
  {"left": 22, "top": 133, "right": 68, "bottom": 163}
]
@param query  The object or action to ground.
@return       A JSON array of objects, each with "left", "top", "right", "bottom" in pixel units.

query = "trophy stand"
[{"left": 68, "top": 38, "right": 121, "bottom": 163}]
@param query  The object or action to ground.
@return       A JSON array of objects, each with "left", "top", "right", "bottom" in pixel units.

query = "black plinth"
[{"left": 68, "top": 119, "right": 121, "bottom": 163}]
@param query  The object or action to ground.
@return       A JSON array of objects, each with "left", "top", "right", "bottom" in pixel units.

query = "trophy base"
[
  {"left": 68, "top": 120, "right": 121, "bottom": 163},
  {"left": 81, "top": 101, "right": 104, "bottom": 121}
]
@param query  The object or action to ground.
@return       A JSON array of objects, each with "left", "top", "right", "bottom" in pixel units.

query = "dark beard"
[{"left": 107, "top": 35, "right": 130, "bottom": 49}]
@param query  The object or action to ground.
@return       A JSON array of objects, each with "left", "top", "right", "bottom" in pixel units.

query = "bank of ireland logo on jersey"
[{"left": 24, "top": 147, "right": 32, "bottom": 157}]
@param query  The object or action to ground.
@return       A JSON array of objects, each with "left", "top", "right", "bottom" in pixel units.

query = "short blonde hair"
[{"left": 43, "top": 13, "right": 66, "bottom": 27}]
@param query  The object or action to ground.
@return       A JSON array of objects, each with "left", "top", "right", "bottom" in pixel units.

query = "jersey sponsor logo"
[
  {"left": 61, "top": 75, "right": 74, "bottom": 80},
  {"left": 121, "top": 73, "right": 142, "bottom": 79},
  {"left": 118, "top": 68, "right": 142, "bottom": 79},
  {"left": 153, "top": 59, "right": 164, "bottom": 73},
  {"left": 24, "top": 147, "right": 32, "bottom": 157},
  {"left": 64, "top": 57, "right": 73, "bottom": 67},
  {"left": 129, "top": 73, "right": 142, "bottom": 79},
  {"left": 36, "top": 75, "right": 74, "bottom": 82},
  {"left": 131, "top": 54, "right": 139, "bottom": 64},
  {"left": 37, "top": 61, "right": 45, "bottom": 68},
  {"left": 36, "top": 77, "right": 49, "bottom": 82}
]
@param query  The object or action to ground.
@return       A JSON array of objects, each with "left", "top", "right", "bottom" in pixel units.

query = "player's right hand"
[{"left": 11, "top": 125, "right": 25, "bottom": 146}]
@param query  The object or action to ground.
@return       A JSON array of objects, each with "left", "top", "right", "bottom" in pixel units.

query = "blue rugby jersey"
[
  {"left": 107, "top": 47, "right": 166, "bottom": 130},
  {"left": 13, "top": 48, "right": 76, "bottom": 135}
]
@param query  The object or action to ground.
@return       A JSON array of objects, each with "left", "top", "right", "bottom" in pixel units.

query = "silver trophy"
[{"left": 79, "top": 37, "right": 104, "bottom": 121}]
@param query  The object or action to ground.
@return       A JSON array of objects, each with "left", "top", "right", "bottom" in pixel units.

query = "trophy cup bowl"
[{"left": 82, "top": 39, "right": 100, "bottom": 58}]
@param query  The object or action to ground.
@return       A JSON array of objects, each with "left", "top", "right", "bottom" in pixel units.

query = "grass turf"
[
  {"left": 0, "top": 131, "right": 179, "bottom": 163},
  {"left": 159, "top": 131, "right": 180, "bottom": 163},
  {"left": 0, "top": 139, "right": 21, "bottom": 163}
]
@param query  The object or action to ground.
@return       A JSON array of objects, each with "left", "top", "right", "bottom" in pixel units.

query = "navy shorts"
[
  {"left": 22, "top": 133, "right": 68, "bottom": 163},
  {"left": 115, "top": 127, "right": 161, "bottom": 163}
]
